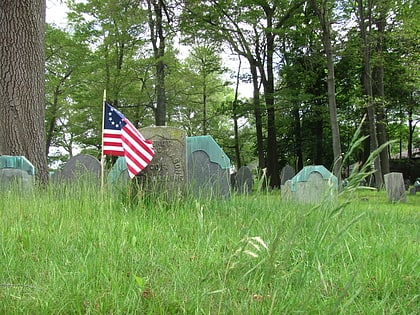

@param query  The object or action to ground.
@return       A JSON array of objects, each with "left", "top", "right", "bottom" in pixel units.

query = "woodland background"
[{"left": 36, "top": 0, "right": 420, "bottom": 186}]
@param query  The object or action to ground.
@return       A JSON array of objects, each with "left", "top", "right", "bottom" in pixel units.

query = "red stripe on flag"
[
  {"left": 102, "top": 103, "right": 154, "bottom": 179},
  {"left": 121, "top": 119, "right": 154, "bottom": 178}
]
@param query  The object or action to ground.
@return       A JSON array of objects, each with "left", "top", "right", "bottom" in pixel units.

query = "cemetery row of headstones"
[
  {"left": 0, "top": 127, "right": 243, "bottom": 198},
  {"left": 1, "top": 126, "right": 417, "bottom": 203}
]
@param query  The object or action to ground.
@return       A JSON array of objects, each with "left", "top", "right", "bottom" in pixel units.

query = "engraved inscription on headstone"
[{"left": 139, "top": 126, "right": 187, "bottom": 195}]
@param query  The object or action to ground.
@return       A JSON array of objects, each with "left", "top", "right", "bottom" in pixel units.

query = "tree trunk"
[
  {"left": 309, "top": 0, "right": 342, "bottom": 182},
  {"left": 232, "top": 58, "right": 242, "bottom": 169},
  {"left": 250, "top": 61, "right": 265, "bottom": 170},
  {"left": 357, "top": 0, "right": 383, "bottom": 188},
  {"left": 374, "top": 7, "right": 390, "bottom": 175},
  {"left": 317, "top": 0, "right": 342, "bottom": 180},
  {"left": 0, "top": 0, "right": 49, "bottom": 184},
  {"left": 261, "top": 7, "right": 279, "bottom": 188},
  {"left": 147, "top": 0, "right": 166, "bottom": 126},
  {"left": 407, "top": 98, "right": 414, "bottom": 160},
  {"left": 292, "top": 106, "right": 303, "bottom": 171}
]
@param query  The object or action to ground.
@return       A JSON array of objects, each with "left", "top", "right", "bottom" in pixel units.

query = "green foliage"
[{"left": 44, "top": 0, "right": 419, "bottom": 176}]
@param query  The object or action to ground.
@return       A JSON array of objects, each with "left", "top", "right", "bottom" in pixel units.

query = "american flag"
[{"left": 102, "top": 103, "right": 154, "bottom": 178}]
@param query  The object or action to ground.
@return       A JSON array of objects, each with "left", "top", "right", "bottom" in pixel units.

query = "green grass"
[{"left": 0, "top": 183, "right": 419, "bottom": 314}]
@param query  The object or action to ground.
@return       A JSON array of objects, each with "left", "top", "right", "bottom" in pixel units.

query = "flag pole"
[{"left": 101, "top": 89, "right": 107, "bottom": 190}]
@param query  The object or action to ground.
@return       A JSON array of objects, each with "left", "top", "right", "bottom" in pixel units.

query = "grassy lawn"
[{"left": 1, "top": 183, "right": 419, "bottom": 314}]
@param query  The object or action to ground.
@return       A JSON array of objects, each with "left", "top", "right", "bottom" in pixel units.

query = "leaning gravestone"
[
  {"left": 280, "top": 165, "right": 295, "bottom": 185},
  {"left": 384, "top": 172, "right": 406, "bottom": 203},
  {"left": 53, "top": 154, "right": 101, "bottom": 184},
  {"left": 283, "top": 165, "right": 338, "bottom": 204},
  {"left": 187, "top": 135, "right": 230, "bottom": 198},
  {"left": 0, "top": 155, "right": 35, "bottom": 192},
  {"left": 139, "top": 126, "right": 187, "bottom": 197},
  {"left": 234, "top": 166, "right": 253, "bottom": 194}
]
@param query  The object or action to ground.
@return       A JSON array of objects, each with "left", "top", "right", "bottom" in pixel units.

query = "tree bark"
[
  {"left": 260, "top": 5, "right": 279, "bottom": 188},
  {"left": 147, "top": 0, "right": 166, "bottom": 126},
  {"left": 373, "top": 8, "right": 390, "bottom": 175},
  {"left": 310, "top": 0, "right": 342, "bottom": 182},
  {"left": 250, "top": 61, "right": 265, "bottom": 170},
  {"left": 357, "top": 0, "right": 383, "bottom": 188},
  {"left": 0, "top": 0, "right": 49, "bottom": 185},
  {"left": 232, "top": 58, "right": 242, "bottom": 169},
  {"left": 292, "top": 106, "right": 303, "bottom": 171}
]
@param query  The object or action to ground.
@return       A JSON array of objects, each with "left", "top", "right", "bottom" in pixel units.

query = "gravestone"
[
  {"left": 234, "top": 166, "right": 253, "bottom": 194},
  {"left": 139, "top": 126, "right": 187, "bottom": 197},
  {"left": 0, "top": 155, "right": 35, "bottom": 192},
  {"left": 53, "top": 154, "right": 101, "bottom": 184},
  {"left": 384, "top": 172, "right": 406, "bottom": 203},
  {"left": 284, "top": 165, "right": 338, "bottom": 204},
  {"left": 414, "top": 178, "right": 420, "bottom": 192},
  {"left": 107, "top": 156, "right": 129, "bottom": 186},
  {"left": 281, "top": 179, "right": 293, "bottom": 201},
  {"left": 280, "top": 165, "right": 295, "bottom": 185},
  {"left": 187, "top": 135, "right": 230, "bottom": 198}
]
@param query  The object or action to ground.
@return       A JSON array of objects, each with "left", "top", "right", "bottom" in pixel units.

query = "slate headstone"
[
  {"left": 107, "top": 156, "right": 129, "bottom": 187},
  {"left": 281, "top": 179, "right": 293, "bottom": 201},
  {"left": 0, "top": 155, "right": 35, "bottom": 192},
  {"left": 280, "top": 165, "right": 295, "bottom": 185},
  {"left": 139, "top": 126, "right": 187, "bottom": 197},
  {"left": 187, "top": 135, "right": 230, "bottom": 198},
  {"left": 53, "top": 154, "right": 101, "bottom": 184},
  {"left": 384, "top": 172, "right": 406, "bottom": 203},
  {"left": 234, "top": 166, "right": 253, "bottom": 194},
  {"left": 287, "top": 165, "right": 338, "bottom": 204}
]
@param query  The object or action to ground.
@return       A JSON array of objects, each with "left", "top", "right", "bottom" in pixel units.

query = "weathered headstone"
[
  {"left": 414, "top": 178, "right": 420, "bottom": 192},
  {"left": 281, "top": 179, "right": 293, "bottom": 201},
  {"left": 234, "top": 166, "right": 253, "bottom": 194},
  {"left": 187, "top": 135, "right": 230, "bottom": 198},
  {"left": 139, "top": 126, "right": 187, "bottom": 197},
  {"left": 284, "top": 165, "right": 338, "bottom": 204},
  {"left": 0, "top": 155, "right": 35, "bottom": 192},
  {"left": 107, "top": 156, "right": 129, "bottom": 186},
  {"left": 53, "top": 154, "right": 101, "bottom": 184},
  {"left": 280, "top": 165, "right": 295, "bottom": 185},
  {"left": 384, "top": 172, "right": 406, "bottom": 203}
]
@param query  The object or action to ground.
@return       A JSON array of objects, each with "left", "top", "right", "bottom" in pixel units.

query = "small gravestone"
[
  {"left": 281, "top": 165, "right": 295, "bottom": 185},
  {"left": 414, "top": 178, "right": 420, "bottom": 192},
  {"left": 53, "top": 154, "right": 101, "bottom": 184},
  {"left": 107, "top": 156, "right": 129, "bottom": 186},
  {"left": 384, "top": 172, "right": 406, "bottom": 203},
  {"left": 281, "top": 179, "right": 293, "bottom": 201},
  {"left": 187, "top": 135, "right": 230, "bottom": 198},
  {"left": 0, "top": 155, "right": 35, "bottom": 192},
  {"left": 287, "top": 165, "right": 338, "bottom": 204},
  {"left": 139, "top": 126, "right": 187, "bottom": 197},
  {"left": 234, "top": 166, "right": 253, "bottom": 194}
]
